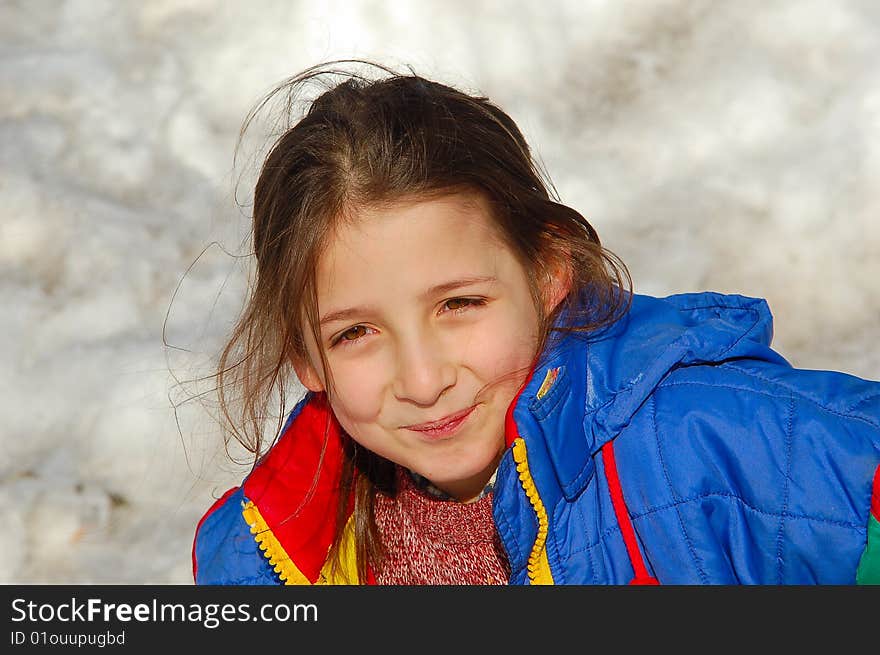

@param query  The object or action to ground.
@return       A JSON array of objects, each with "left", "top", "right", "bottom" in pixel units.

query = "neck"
[{"left": 411, "top": 466, "right": 499, "bottom": 504}]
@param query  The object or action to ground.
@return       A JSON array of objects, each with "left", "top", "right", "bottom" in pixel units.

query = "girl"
[{"left": 192, "top": 60, "right": 880, "bottom": 585}]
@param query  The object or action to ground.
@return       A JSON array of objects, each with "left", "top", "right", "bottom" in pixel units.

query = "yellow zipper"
[
  {"left": 241, "top": 500, "right": 310, "bottom": 585},
  {"left": 511, "top": 437, "right": 555, "bottom": 585}
]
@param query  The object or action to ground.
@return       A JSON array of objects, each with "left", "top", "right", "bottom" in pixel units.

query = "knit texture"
[{"left": 373, "top": 467, "right": 510, "bottom": 585}]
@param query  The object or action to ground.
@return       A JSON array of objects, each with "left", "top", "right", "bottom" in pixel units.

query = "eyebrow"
[{"left": 319, "top": 275, "right": 498, "bottom": 327}]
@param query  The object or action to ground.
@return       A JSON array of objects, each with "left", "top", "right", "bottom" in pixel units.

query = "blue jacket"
[{"left": 193, "top": 291, "right": 880, "bottom": 584}]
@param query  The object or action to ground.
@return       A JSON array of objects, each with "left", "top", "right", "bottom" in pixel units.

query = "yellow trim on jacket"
[
  {"left": 511, "top": 437, "right": 555, "bottom": 585},
  {"left": 242, "top": 500, "right": 360, "bottom": 585}
]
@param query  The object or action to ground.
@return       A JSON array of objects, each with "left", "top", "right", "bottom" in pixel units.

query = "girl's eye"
[
  {"left": 332, "top": 325, "right": 372, "bottom": 347},
  {"left": 442, "top": 297, "right": 486, "bottom": 314},
  {"left": 331, "top": 298, "right": 485, "bottom": 348}
]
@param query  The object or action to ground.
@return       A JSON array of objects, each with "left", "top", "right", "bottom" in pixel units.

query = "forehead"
[
  {"left": 334, "top": 190, "right": 503, "bottom": 249},
  {"left": 316, "top": 192, "right": 521, "bottom": 298}
]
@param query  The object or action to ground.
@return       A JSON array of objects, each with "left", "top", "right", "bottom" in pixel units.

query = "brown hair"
[{"left": 215, "top": 59, "right": 632, "bottom": 582}]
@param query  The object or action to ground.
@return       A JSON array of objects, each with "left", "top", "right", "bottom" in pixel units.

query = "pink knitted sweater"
[{"left": 372, "top": 467, "right": 510, "bottom": 585}]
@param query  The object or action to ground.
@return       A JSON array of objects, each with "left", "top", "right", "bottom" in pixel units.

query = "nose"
[{"left": 392, "top": 331, "right": 457, "bottom": 406}]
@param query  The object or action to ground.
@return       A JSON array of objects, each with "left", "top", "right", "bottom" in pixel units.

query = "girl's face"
[{"left": 295, "top": 191, "right": 561, "bottom": 502}]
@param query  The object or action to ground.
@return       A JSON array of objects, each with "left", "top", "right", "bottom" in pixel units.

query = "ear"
[
  {"left": 292, "top": 354, "right": 325, "bottom": 393},
  {"left": 541, "top": 256, "right": 572, "bottom": 315}
]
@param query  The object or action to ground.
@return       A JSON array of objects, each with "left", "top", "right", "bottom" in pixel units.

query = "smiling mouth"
[{"left": 403, "top": 405, "right": 477, "bottom": 432}]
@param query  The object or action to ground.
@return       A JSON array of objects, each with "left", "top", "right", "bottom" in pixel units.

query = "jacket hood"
[{"left": 509, "top": 290, "right": 790, "bottom": 502}]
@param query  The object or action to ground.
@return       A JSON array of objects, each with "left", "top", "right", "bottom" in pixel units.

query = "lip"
[{"left": 403, "top": 405, "right": 477, "bottom": 437}]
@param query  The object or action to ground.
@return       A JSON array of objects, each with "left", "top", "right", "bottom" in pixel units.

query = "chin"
[{"left": 430, "top": 453, "right": 500, "bottom": 485}]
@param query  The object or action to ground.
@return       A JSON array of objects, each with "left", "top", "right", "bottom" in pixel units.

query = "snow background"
[{"left": 2, "top": 0, "right": 878, "bottom": 584}]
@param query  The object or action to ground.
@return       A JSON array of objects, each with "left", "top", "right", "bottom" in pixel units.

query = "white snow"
[{"left": 2, "top": 0, "right": 878, "bottom": 583}]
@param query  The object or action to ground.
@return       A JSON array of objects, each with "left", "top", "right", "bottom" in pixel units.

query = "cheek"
[
  {"left": 325, "top": 370, "right": 394, "bottom": 460},
  {"left": 324, "top": 359, "right": 387, "bottom": 423},
  {"left": 462, "top": 310, "right": 540, "bottom": 379}
]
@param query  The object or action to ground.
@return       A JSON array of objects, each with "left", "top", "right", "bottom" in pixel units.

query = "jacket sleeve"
[
  {"left": 192, "top": 487, "right": 280, "bottom": 585},
  {"left": 728, "top": 363, "right": 880, "bottom": 583},
  {"left": 643, "top": 361, "right": 880, "bottom": 584}
]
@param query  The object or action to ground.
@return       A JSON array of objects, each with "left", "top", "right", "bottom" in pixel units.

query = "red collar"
[{"left": 242, "top": 392, "right": 349, "bottom": 583}]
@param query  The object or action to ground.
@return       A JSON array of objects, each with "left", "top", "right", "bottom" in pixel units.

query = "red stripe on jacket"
[
  {"left": 871, "top": 464, "right": 880, "bottom": 522},
  {"left": 601, "top": 441, "right": 660, "bottom": 585}
]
